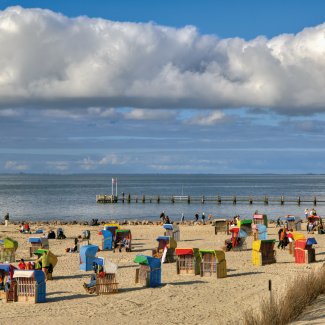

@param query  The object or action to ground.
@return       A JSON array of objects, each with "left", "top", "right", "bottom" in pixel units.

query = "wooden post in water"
[
  {"left": 135, "top": 196, "right": 138, "bottom": 203},
  {"left": 264, "top": 196, "right": 268, "bottom": 204},
  {"left": 249, "top": 197, "right": 253, "bottom": 204},
  {"left": 157, "top": 196, "right": 160, "bottom": 203},
  {"left": 127, "top": 194, "right": 131, "bottom": 203},
  {"left": 314, "top": 196, "right": 317, "bottom": 206},
  {"left": 217, "top": 196, "right": 221, "bottom": 204},
  {"left": 188, "top": 196, "right": 191, "bottom": 204},
  {"left": 281, "top": 196, "right": 284, "bottom": 205},
  {"left": 201, "top": 196, "right": 205, "bottom": 204},
  {"left": 298, "top": 196, "right": 301, "bottom": 205},
  {"left": 233, "top": 196, "right": 237, "bottom": 204},
  {"left": 142, "top": 195, "right": 145, "bottom": 203},
  {"left": 171, "top": 196, "right": 175, "bottom": 203},
  {"left": 121, "top": 192, "right": 125, "bottom": 203}
]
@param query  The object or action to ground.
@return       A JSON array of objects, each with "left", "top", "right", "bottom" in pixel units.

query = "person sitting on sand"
[
  {"left": 23, "top": 222, "right": 30, "bottom": 233},
  {"left": 18, "top": 258, "right": 27, "bottom": 270},
  {"left": 83, "top": 274, "right": 96, "bottom": 293}
]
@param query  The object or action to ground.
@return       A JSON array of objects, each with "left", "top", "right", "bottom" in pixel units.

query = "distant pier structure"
[{"left": 95, "top": 194, "right": 323, "bottom": 205}]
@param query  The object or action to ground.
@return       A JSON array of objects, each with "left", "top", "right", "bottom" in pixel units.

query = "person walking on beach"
[
  {"left": 195, "top": 213, "right": 199, "bottom": 222},
  {"left": 304, "top": 208, "right": 309, "bottom": 219},
  {"left": 4, "top": 213, "right": 9, "bottom": 227},
  {"left": 181, "top": 213, "right": 185, "bottom": 223},
  {"left": 202, "top": 212, "right": 206, "bottom": 224}
]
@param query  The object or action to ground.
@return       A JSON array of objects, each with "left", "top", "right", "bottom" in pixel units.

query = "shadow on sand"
[
  {"left": 47, "top": 293, "right": 96, "bottom": 302},
  {"left": 227, "top": 271, "right": 264, "bottom": 278}
]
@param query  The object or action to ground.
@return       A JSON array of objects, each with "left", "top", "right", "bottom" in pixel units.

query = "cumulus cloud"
[
  {"left": 4, "top": 160, "right": 28, "bottom": 170},
  {"left": 0, "top": 6, "right": 325, "bottom": 114}
]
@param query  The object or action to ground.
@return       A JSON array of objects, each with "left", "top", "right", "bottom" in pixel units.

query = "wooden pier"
[{"left": 96, "top": 194, "right": 324, "bottom": 205}]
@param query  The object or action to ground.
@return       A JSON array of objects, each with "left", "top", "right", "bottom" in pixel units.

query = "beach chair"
[
  {"left": 134, "top": 255, "right": 161, "bottom": 288},
  {"left": 213, "top": 219, "right": 229, "bottom": 235},
  {"left": 114, "top": 229, "right": 132, "bottom": 252},
  {"left": 0, "top": 238, "right": 18, "bottom": 263},
  {"left": 79, "top": 245, "right": 100, "bottom": 271},
  {"left": 176, "top": 248, "right": 201, "bottom": 275},
  {"left": 0, "top": 264, "right": 17, "bottom": 302},
  {"left": 252, "top": 240, "right": 276, "bottom": 266},
  {"left": 28, "top": 237, "right": 49, "bottom": 258},
  {"left": 229, "top": 228, "right": 248, "bottom": 251},
  {"left": 294, "top": 238, "right": 317, "bottom": 264},
  {"left": 238, "top": 219, "right": 253, "bottom": 236},
  {"left": 99, "top": 229, "right": 113, "bottom": 250},
  {"left": 163, "top": 224, "right": 180, "bottom": 241},
  {"left": 199, "top": 250, "right": 227, "bottom": 278},
  {"left": 152, "top": 236, "right": 177, "bottom": 263},
  {"left": 13, "top": 270, "right": 46, "bottom": 303},
  {"left": 253, "top": 214, "right": 268, "bottom": 227},
  {"left": 96, "top": 273, "right": 118, "bottom": 294},
  {"left": 252, "top": 224, "right": 268, "bottom": 241}
]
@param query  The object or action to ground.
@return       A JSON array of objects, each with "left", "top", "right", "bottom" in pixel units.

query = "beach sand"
[{"left": 0, "top": 222, "right": 324, "bottom": 325}]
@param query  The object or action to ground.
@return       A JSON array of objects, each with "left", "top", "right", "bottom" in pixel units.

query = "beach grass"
[{"left": 243, "top": 264, "right": 325, "bottom": 325}]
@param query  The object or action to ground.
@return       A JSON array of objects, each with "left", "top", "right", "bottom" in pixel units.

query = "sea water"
[{"left": 0, "top": 174, "right": 324, "bottom": 221}]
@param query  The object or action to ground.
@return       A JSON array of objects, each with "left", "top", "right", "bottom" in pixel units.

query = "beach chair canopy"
[
  {"left": 163, "top": 224, "right": 173, "bottom": 230},
  {"left": 34, "top": 249, "right": 58, "bottom": 268},
  {"left": 2, "top": 237, "right": 18, "bottom": 250},
  {"left": 292, "top": 232, "right": 305, "bottom": 241},
  {"left": 28, "top": 237, "right": 42, "bottom": 244},
  {"left": 239, "top": 219, "right": 252, "bottom": 225},
  {"left": 101, "top": 226, "right": 118, "bottom": 235},
  {"left": 134, "top": 255, "right": 161, "bottom": 269},
  {"left": 175, "top": 248, "right": 194, "bottom": 256},
  {"left": 156, "top": 236, "right": 177, "bottom": 248},
  {"left": 306, "top": 238, "right": 317, "bottom": 245},
  {"left": 13, "top": 269, "right": 45, "bottom": 283},
  {"left": 253, "top": 214, "right": 266, "bottom": 219},
  {"left": 116, "top": 229, "right": 131, "bottom": 238},
  {"left": 99, "top": 229, "right": 113, "bottom": 239},
  {"left": 0, "top": 263, "right": 16, "bottom": 273},
  {"left": 104, "top": 223, "right": 120, "bottom": 230},
  {"left": 79, "top": 245, "right": 98, "bottom": 258}
]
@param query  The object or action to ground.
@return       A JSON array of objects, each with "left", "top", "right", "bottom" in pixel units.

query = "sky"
[{"left": 1, "top": 1, "right": 325, "bottom": 174}]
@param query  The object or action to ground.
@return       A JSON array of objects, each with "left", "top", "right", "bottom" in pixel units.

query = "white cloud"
[
  {"left": 4, "top": 160, "right": 28, "bottom": 170},
  {"left": 0, "top": 108, "right": 22, "bottom": 117},
  {"left": 0, "top": 6, "right": 325, "bottom": 114},
  {"left": 79, "top": 157, "right": 97, "bottom": 170},
  {"left": 185, "top": 111, "right": 225, "bottom": 126},
  {"left": 99, "top": 154, "right": 120, "bottom": 165},
  {"left": 46, "top": 161, "right": 69, "bottom": 171},
  {"left": 126, "top": 108, "right": 177, "bottom": 120}
]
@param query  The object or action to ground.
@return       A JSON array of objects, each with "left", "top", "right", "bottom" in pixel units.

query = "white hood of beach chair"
[{"left": 13, "top": 270, "right": 34, "bottom": 278}]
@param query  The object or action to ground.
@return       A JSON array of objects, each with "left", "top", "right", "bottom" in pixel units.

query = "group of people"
[
  {"left": 159, "top": 212, "right": 171, "bottom": 224},
  {"left": 19, "top": 222, "right": 30, "bottom": 233}
]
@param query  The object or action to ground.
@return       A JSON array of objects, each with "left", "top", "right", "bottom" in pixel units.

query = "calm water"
[{"left": 0, "top": 174, "right": 324, "bottom": 221}]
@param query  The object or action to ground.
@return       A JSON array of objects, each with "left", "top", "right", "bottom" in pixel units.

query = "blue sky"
[{"left": 0, "top": 1, "right": 325, "bottom": 173}]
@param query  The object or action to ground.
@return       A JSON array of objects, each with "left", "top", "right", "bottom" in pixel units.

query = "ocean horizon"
[{"left": 0, "top": 173, "right": 324, "bottom": 221}]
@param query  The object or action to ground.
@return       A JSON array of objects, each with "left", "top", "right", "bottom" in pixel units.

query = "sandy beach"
[{"left": 0, "top": 222, "right": 324, "bottom": 325}]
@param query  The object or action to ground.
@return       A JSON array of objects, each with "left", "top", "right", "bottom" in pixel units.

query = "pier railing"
[{"left": 96, "top": 194, "right": 324, "bottom": 205}]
